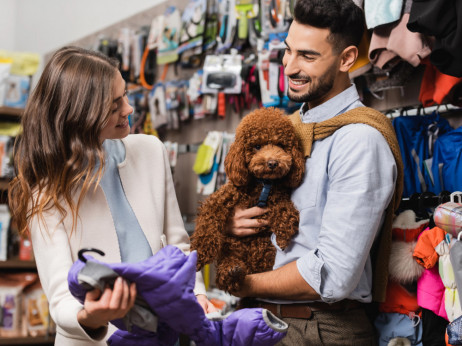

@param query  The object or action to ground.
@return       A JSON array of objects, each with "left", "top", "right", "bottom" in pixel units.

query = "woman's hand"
[
  {"left": 226, "top": 206, "right": 268, "bottom": 237},
  {"left": 77, "top": 276, "right": 137, "bottom": 331},
  {"left": 196, "top": 294, "right": 219, "bottom": 314}
]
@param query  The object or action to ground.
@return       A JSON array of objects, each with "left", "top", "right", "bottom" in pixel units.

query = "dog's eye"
[{"left": 254, "top": 145, "right": 261, "bottom": 151}]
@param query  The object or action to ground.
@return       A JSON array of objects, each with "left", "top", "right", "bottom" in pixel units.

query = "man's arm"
[
  {"left": 237, "top": 261, "right": 321, "bottom": 300},
  {"left": 228, "top": 207, "right": 319, "bottom": 300}
]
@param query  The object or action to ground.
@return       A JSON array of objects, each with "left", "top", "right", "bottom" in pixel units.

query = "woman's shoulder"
[{"left": 122, "top": 134, "right": 163, "bottom": 151}]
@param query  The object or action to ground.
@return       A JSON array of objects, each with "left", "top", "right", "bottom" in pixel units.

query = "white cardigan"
[{"left": 30, "top": 134, "right": 205, "bottom": 345}]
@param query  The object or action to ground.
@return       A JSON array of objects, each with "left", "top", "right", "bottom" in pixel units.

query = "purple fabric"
[
  {"left": 68, "top": 250, "right": 178, "bottom": 342},
  {"left": 107, "top": 330, "right": 157, "bottom": 346},
  {"left": 107, "top": 328, "right": 178, "bottom": 346},
  {"left": 67, "top": 253, "right": 90, "bottom": 304},
  {"left": 68, "top": 246, "right": 287, "bottom": 346},
  {"left": 222, "top": 308, "right": 287, "bottom": 346}
]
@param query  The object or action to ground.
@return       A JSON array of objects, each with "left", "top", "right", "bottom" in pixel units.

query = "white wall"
[
  {"left": 1, "top": 0, "right": 165, "bottom": 54},
  {"left": 0, "top": 0, "right": 165, "bottom": 84},
  {"left": 0, "top": 0, "right": 17, "bottom": 51}
]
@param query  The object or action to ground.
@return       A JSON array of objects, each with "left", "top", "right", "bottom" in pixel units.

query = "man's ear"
[{"left": 339, "top": 46, "right": 358, "bottom": 72}]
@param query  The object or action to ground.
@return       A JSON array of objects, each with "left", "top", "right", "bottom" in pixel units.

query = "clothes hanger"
[
  {"left": 399, "top": 191, "right": 451, "bottom": 218},
  {"left": 78, "top": 248, "right": 105, "bottom": 263}
]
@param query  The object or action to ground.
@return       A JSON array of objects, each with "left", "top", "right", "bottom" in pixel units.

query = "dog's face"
[
  {"left": 247, "top": 138, "right": 293, "bottom": 180},
  {"left": 224, "top": 107, "right": 305, "bottom": 187}
]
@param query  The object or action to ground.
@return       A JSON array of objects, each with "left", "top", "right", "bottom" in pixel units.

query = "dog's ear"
[
  {"left": 224, "top": 139, "right": 250, "bottom": 186},
  {"left": 283, "top": 139, "right": 306, "bottom": 188}
]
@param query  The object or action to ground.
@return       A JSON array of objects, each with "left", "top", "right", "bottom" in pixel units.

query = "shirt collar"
[{"left": 299, "top": 84, "right": 360, "bottom": 123}]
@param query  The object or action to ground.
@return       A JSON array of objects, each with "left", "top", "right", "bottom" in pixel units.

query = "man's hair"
[{"left": 293, "top": 0, "right": 365, "bottom": 54}]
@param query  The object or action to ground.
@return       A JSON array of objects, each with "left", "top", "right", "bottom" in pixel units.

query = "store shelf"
[
  {"left": 0, "top": 335, "right": 54, "bottom": 345},
  {"left": 0, "top": 106, "right": 23, "bottom": 118},
  {"left": 0, "top": 257, "right": 36, "bottom": 270},
  {"left": 0, "top": 178, "right": 9, "bottom": 191}
]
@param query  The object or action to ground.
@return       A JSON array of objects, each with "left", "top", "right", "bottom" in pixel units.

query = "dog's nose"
[{"left": 268, "top": 160, "right": 279, "bottom": 169}]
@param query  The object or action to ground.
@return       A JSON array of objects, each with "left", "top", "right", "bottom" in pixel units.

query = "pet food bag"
[
  {"left": 23, "top": 280, "right": 55, "bottom": 337},
  {"left": 0, "top": 204, "right": 11, "bottom": 261},
  {"left": 434, "top": 202, "right": 462, "bottom": 238},
  {"left": 0, "top": 272, "right": 38, "bottom": 337}
]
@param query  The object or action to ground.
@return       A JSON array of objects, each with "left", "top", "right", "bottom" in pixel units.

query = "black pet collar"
[{"left": 256, "top": 179, "right": 273, "bottom": 207}]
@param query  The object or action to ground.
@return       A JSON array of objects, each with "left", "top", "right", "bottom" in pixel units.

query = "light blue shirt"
[
  {"left": 271, "top": 85, "right": 397, "bottom": 303},
  {"left": 100, "top": 139, "right": 153, "bottom": 263}
]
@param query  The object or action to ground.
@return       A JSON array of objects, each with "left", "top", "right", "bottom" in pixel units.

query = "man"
[{"left": 229, "top": 0, "right": 402, "bottom": 344}]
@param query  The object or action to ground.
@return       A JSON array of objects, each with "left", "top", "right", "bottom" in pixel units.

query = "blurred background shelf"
[
  {"left": 0, "top": 257, "right": 36, "bottom": 270},
  {"left": 0, "top": 178, "right": 10, "bottom": 191},
  {"left": 0, "top": 106, "right": 23, "bottom": 118},
  {"left": 0, "top": 335, "right": 54, "bottom": 345}
]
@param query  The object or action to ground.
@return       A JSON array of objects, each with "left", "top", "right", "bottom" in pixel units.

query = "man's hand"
[
  {"left": 226, "top": 206, "right": 269, "bottom": 237},
  {"left": 196, "top": 294, "right": 219, "bottom": 314}
]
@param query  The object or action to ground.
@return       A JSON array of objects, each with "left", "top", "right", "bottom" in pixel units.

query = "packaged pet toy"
[{"left": 191, "top": 107, "right": 305, "bottom": 292}]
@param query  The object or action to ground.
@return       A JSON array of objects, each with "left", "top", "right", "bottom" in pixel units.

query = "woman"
[{"left": 8, "top": 46, "right": 215, "bottom": 345}]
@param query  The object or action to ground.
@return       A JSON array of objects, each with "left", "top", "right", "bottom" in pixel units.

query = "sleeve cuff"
[
  {"left": 194, "top": 271, "right": 207, "bottom": 296},
  {"left": 57, "top": 301, "right": 109, "bottom": 342},
  {"left": 81, "top": 323, "right": 108, "bottom": 341},
  {"left": 296, "top": 251, "right": 334, "bottom": 302}
]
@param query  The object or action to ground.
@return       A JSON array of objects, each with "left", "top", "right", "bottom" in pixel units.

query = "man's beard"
[{"left": 287, "top": 69, "right": 336, "bottom": 104}]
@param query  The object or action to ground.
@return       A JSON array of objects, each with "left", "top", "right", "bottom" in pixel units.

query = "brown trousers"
[{"left": 276, "top": 307, "right": 377, "bottom": 346}]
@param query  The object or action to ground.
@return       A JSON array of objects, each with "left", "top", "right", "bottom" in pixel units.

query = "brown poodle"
[{"left": 190, "top": 107, "right": 305, "bottom": 293}]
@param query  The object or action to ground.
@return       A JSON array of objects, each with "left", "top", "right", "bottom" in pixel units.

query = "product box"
[
  {"left": 3, "top": 75, "right": 30, "bottom": 109},
  {"left": 0, "top": 272, "right": 38, "bottom": 337},
  {"left": 0, "top": 135, "right": 15, "bottom": 178},
  {"left": 0, "top": 204, "right": 11, "bottom": 261},
  {"left": 0, "top": 58, "right": 12, "bottom": 107},
  {"left": 23, "top": 281, "right": 55, "bottom": 337}
]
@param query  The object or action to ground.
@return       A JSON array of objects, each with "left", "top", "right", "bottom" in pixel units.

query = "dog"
[{"left": 190, "top": 107, "right": 305, "bottom": 292}]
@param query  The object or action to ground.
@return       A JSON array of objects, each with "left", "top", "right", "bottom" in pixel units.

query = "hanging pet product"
[
  {"left": 203, "top": 0, "right": 219, "bottom": 52},
  {"left": 131, "top": 29, "right": 148, "bottom": 82},
  {"left": 201, "top": 51, "right": 242, "bottom": 117},
  {"left": 157, "top": 6, "right": 182, "bottom": 65},
  {"left": 247, "top": 0, "right": 262, "bottom": 49},
  {"left": 216, "top": 0, "right": 237, "bottom": 52},
  {"left": 165, "top": 81, "right": 180, "bottom": 130},
  {"left": 234, "top": 0, "right": 255, "bottom": 49},
  {"left": 257, "top": 41, "right": 272, "bottom": 106},
  {"left": 140, "top": 15, "right": 164, "bottom": 89},
  {"left": 178, "top": 0, "right": 207, "bottom": 68},
  {"left": 265, "top": 33, "right": 291, "bottom": 109},
  {"left": 118, "top": 28, "right": 133, "bottom": 80},
  {"left": 126, "top": 88, "right": 147, "bottom": 134},
  {"left": 195, "top": 131, "right": 224, "bottom": 195},
  {"left": 148, "top": 83, "right": 168, "bottom": 138},
  {"left": 176, "top": 80, "right": 191, "bottom": 122},
  {"left": 260, "top": 0, "right": 290, "bottom": 39}
]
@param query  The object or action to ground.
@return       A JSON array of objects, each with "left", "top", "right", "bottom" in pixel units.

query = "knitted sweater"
[{"left": 289, "top": 106, "right": 404, "bottom": 302}]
